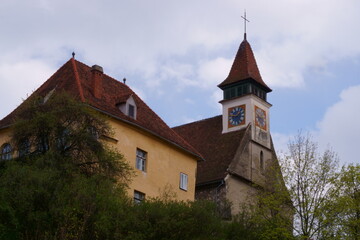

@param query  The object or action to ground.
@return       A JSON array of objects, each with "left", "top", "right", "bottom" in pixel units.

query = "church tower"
[
  {"left": 218, "top": 33, "right": 272, "bottom": 148},
  {"left": 173, "top": 29, "right": 285, "bottom": 216}
]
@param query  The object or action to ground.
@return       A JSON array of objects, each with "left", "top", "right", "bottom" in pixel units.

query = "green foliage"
[
  {"left": 320, "top": 164, "right": 360, "bottom": 240},
  {"left": 0, "top": 93, "right": 133, "bottom": 239},
  {"left": 118, "top": 199, "right": 223, "bottom": 240},
  {"left": 10, "top": 92, "right": 132, "bottom": 182}
]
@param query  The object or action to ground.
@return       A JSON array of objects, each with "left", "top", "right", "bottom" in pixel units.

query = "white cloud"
[
  {"left": 198, "top": 58, "right": 232, "bottom": 89},
  {"left": 210, "top": 90, "right": 223, "bottom": 113},
  {"left": 0, "top": 60, "right": 54, "bottom": 119},
  {"left": 1, "top": 0, "right": 360, "bottom": 92},
  {"left": 272, "top": 84, "right": 360, "bottom": 166},
  {"left": 271, "top": 132, "right": 293, "bottom": 156},
  {"left": 316, "top": 85, "right": 360, "bottom": 165}
]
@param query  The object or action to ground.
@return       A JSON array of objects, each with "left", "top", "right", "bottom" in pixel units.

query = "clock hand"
[{"left": 230, "top": 111, "right": 241, "bottom": 117}]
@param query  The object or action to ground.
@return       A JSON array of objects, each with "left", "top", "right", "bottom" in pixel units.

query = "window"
[
  {"left": 134, "top": 190, "right": 145, "bottom": 203},
  {"left": 37, "top": 136, "right": 49, "bottom": 153},
  {"left": 128, "top": 104, "right": 135, "bottom": 118},
  {"left": 88, "top": 126, "right": 99, "bottom": 139},
  {"left": 136, "top": 149, "right": 147, "bottom": 171},
  {"left": 118, "top": 96, "right": 137, "bottom": 119},
  {"left": 230, "top": 88, "right": 236, "bottom": 98},
  {"left": 260, "top": 151, "right": 264, "bottom": 172},
  {"left": 57, "top": 129, "right": 70, "bottom": 151},
  {"left": 18, "top": 138, "right": 30, "bottom": 157},
  {"left": 1, "top": 143, "right": 12, "bottom": 160},
  {"left": 180, "top": 173, "right": 188, "bottom": 191}
]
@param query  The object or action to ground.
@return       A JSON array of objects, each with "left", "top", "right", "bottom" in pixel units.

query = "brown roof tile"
[
  {"left": 173, "top": 116, "right": 246, "bottom": 184},
  {"left": 218, "top": 39, "right": 271, "bottom": 92},
  {"left": 0, "top": 58, "right": 202, "bottom": 160}
]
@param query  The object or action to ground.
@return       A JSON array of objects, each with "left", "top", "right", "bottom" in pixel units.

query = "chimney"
[{"left": 91, "top": 65, "right": 103, "bottom": 98}]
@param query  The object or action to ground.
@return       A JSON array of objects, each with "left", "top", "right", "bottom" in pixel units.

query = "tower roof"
[{"left": 218, "top": 38, "right": 271, "bottom": 92}]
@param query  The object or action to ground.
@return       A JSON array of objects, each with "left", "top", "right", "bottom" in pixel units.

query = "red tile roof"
[
  {"left": 173, "top": 116, "right": 247, "bottom": 184},
  {"left": 0, "top": 58, "right": 203, "bottom": 160},
  {"left": 218, "top": 39, "right": 272, "bottom": 92}
]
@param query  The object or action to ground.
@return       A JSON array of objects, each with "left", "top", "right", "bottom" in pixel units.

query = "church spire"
[
  {"left": 218, "top": 12, "right": 271, "bottom": 93},
  {"left": 218, "top": 37, "right": 271, "bottom": 92}
]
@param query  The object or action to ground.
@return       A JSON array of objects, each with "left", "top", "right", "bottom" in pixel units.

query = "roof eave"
[
  {"left": 218, "top": 77, "right": 272, "bottom": 92},
  {"left": 88, "top": 105, "right": 205, "bottom": 162}
]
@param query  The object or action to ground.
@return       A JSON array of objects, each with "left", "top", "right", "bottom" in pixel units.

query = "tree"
[
  {"left": 321, "top": 164, "right": 360, "bottom": 240},
  {"left": 0, "top": 93, "right": 133, "bottom": 240},
  {"left": 280, "top": 132, "right": 339, "bottom": 239}
]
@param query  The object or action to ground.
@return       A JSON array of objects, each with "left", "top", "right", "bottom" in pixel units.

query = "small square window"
[
  {"left": 180, "top": 173, "right": 188, "bottom": 191},
  {"left": 136, "top": 149, "right": 147, "bottom": 172},
  {"left": 128, "top": 104, "right": 135, "bottom": 118},
  {"left": 134, "top": 190, "right": 145, "bottom": 203}
]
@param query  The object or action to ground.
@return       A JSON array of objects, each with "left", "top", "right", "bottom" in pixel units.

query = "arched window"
[
  {"left": 1, "top": 143, "right": 12, "bottom": 160},
  {"left": 18, "top": 138, "right": 30, "bottom": 157},
  {"left": 260, "top": 151, "right": 264, "bottom": 172}
]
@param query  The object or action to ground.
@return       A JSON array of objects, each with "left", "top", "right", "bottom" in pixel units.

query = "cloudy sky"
[{"left": 1, "top": 0, "right": 359, "bottom": 165}]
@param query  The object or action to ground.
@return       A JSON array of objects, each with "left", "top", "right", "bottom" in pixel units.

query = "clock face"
[
  {"left": 255, "top": 106, "right": 267, "bottom": 131},
  {"left": 228, "top": 105, "right": 246, "bottom": 127}
]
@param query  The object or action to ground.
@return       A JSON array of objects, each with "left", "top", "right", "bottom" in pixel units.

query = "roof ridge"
[
  {"left": 74, "top": 59, "right": 127, "bottom": 88},
  {"left": 71, "top": 58, "right": 85, "bottom": 102},
  {"left": 172, "top": 115, "right": 222, "bottom": 129}
]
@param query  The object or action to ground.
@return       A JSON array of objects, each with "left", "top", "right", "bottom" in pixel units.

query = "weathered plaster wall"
[{"left": 108, "top": 118, "right": 198, "bottom": 201}]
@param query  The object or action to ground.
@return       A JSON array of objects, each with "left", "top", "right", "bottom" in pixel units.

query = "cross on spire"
[{"left": 241, "top": 10, "right": 250, "bottom": 40}]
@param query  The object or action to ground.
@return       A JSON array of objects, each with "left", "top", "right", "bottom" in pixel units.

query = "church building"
[{"left": 173, "top": 33, "right": 281, "bottom": 215}]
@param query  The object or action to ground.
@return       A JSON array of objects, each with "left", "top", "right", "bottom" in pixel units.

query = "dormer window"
[
  {"left": 128, "top": 104, "right": 135, "bottom": 118},
  {"left": 117, "top": 95, "right": 137, "bottom": 120}
]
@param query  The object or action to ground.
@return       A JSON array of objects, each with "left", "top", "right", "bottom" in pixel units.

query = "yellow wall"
[{"left": 108, "top": 118, "right": 197, "bottom": 201}]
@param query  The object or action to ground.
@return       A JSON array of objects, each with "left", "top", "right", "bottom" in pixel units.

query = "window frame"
[
  {"left": 134, "top": 190, "right": 145, "bottom": 203},
  {"left": 1, "top": 143, "right": 12, "bottom": 160},
  {"left": 128, "top": 104, "right": 135, "bottom": 118},
  {"left": 179, "top": 172, "right": 188, "bottom": 191},
  {"left": 136, "top": 148, "right": 147, "bottom": 172}
]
